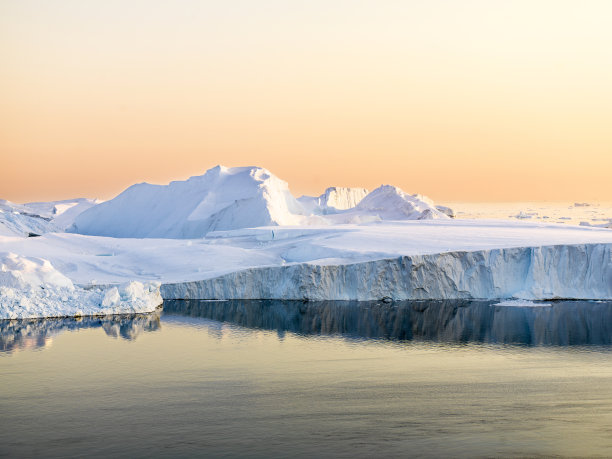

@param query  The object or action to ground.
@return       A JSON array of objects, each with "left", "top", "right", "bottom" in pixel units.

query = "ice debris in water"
[{"left": 493, "top": 299, "right": 552, "bottom": 307}]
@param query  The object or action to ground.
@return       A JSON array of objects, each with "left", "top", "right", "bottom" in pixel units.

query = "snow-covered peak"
[
  {"left": 186, "top": 165, "right": 302, "bottom": 223},
  {"left": 69, "top": 165, "right": 307, "bottom": 238},
  {"left": 352, "top": 185, "right": 448, "bottom": 220}
]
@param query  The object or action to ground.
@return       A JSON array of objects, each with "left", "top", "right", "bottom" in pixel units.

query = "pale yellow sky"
[{"left": 1, "top": 0, "right": 611, "bottom": 202}]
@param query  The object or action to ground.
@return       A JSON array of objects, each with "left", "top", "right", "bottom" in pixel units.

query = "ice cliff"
[
  {"left": 161, "top": 243, "right": 612, "bottom": 301},
  {"left": 298, "top": 187, "right": 369, "bottom": 214}
]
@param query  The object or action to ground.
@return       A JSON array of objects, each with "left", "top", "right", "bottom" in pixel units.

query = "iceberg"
[
  {"left": 321, "top": 185, "right": 448, "bottom": 224},
  {"left": 298, "top": 186, "right": 369, "bottom": 214},
  {"left": 0, "top": 252, "right": 162, "bottom": 319},
  {"left": 68, "top": 166, "right": 448, "bottom": 238},
  {"left": 161, "top": 243, "right": 612, "bottom": 301},
  {"left": 69, "top": 166, "right": 308, "bottom": 238}
]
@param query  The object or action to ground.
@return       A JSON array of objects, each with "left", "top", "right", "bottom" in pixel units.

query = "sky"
[{"left": 1, "top": 0, "right": 611, "bottom": 203}]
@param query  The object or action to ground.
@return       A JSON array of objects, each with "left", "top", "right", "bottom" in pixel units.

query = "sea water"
[{"left": 1, "top": 300, "right": 611, "bottom": 458}]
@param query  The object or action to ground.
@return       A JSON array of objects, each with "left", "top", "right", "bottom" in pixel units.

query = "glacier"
[{"left": 161, "top": 243, "right": 612, "bottom": 301}]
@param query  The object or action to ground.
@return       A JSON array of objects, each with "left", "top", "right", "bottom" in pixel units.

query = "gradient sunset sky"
[{"left": 2, "top": 0, "right": 611, "bottom": 203}]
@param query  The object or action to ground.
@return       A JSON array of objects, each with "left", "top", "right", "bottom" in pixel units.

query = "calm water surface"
[{"left": 1, "top": 300, "right": 612, "bottom": 458}]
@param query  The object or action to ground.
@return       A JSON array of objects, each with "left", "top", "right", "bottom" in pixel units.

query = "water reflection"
[
  {"left": 163, "top": 299, "right": 612, "bottom": 346},
  {"left": 0, "top": 312, "right": 161, "bottom": 354}
]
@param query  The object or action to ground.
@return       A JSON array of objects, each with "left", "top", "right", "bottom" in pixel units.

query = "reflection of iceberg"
[
  {"left": 163, "top": 299, "right": 612, "bottom": 346},
  {"left": 0, "top": 312, "right": 161, "bottom": 354},
  {"left": 101, "top": 313, "right": 161, "bottom": 340}
]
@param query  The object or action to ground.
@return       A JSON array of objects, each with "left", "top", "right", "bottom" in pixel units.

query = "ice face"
[{"left": 161, "top": 243, "right": 612, "bottom": 301}]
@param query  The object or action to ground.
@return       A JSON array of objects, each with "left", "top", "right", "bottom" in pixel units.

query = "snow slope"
[
  {"left": 0, "top": 198, "right": 99, "bottom": 237},
  {"left": 27, "top": 198, "right": 101, "bottom": 230},
  {"left": 324, "top": 185, "right": 448, "bottom": 223},
  {"left": 69, "top": 166, "right": 309, "bottom": 238},
  {"left": 0, "top": 200, "right": 57, "bottom": 237},
  {"left": 0, "top": 252, "right": 162, "bottom": 319}
]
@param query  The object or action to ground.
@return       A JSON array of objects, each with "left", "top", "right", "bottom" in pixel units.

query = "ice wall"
[{"left": 161, "top": 243, "right": 612, "bottom": 301}]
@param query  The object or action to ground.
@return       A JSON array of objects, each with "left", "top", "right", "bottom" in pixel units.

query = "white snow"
[
  {"left": 348, "top": 185, "right": 445, "bottom": 220},
  {"left": 1, "top": 219, "right": 612, "bottom": 303},
  {"left": 0, "top": 252, "right": 162, "bottom": 319},
  {"left": 69, "top": 166, "right": 310, "bottom": 238},
  {"left": 24, "top": 198, "right": 99, "bottom": 219},
  {"left": 319, "top": 185, "right": 448, "bottom": 224},
  {"left": 298, "top": 187, "right": 369, "bottom": 214},
  {"left": 0, "top": 200, "right": 56, "bottom": 237},
  {"left": 0, "top": 198, "right": 99, "bottom": 237},
  {"left": 69, "top": 166, "right": 447, "bottom": 239}
]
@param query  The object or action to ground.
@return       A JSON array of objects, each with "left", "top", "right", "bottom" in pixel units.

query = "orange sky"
[{"left": 1, "top": 0, "right": 611, "bottom": 203}]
